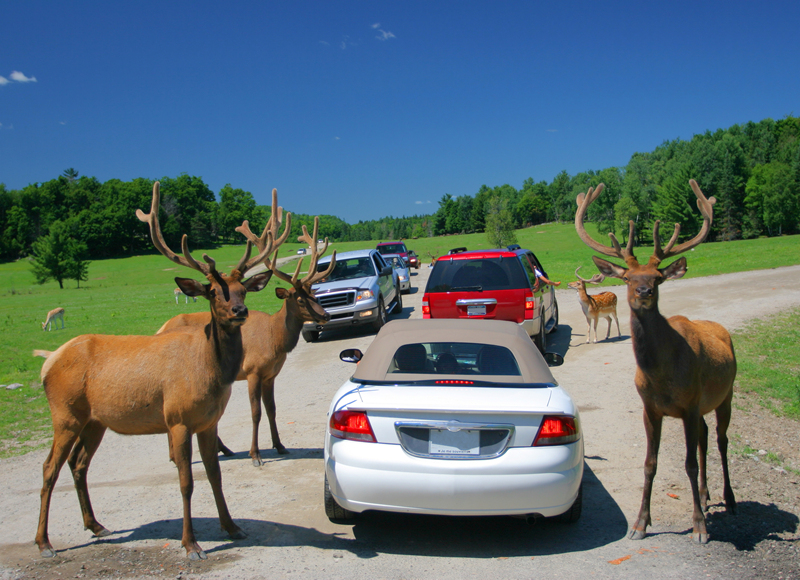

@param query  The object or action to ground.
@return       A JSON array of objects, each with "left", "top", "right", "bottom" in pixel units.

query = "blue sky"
[{"left": 2, "top": 1, "right": 799, "bottom": 222}]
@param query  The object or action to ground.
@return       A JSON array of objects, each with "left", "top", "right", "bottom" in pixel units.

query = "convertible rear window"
[
  {"left": 389, "top": 342, "right": 521, "bottom": 376},
  {"left": 425, "top": 257, "right": 529, "bottom": 293}
]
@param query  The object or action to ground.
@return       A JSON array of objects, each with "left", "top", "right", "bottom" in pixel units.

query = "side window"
[
  {"left": 373, "top": 254, "right": 385, "bottom": 274},
  {"left": 519, "top": 256, "right": 536, "bottom": 290}
]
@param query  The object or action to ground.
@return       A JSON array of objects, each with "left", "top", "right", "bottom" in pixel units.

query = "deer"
[
  {"left": 158, "top": 189, "right": 336, "bottom": 466},
  {"left": 41, "top": 308, "right": 65, "bottom": 331},
  {"left": 33, "top": 182, "right": 276, "bottom": 561},
  {"left": 174, "top": 287, "right": 197, "bottom": 304},
  {"left": 567, "top": 267, "right": 620, "bottom": 343},
  {"left": 575, "top": 179, "right": 737, "bottom": 544}
]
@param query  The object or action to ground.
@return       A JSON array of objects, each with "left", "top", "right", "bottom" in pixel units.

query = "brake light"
[
  {"left": 329, "top": 410, "right": 376, "bottom": 442},
  {"left": 525, "top": 292, "right": 535, "bottom": 310},
  {"left": 435, "top": 380, "right": 474, "bottom": 385},
  {"left": 422, "top": 296, "right": 430, "bottom": 317},
  {"left": 533, "top": 416, "right": 580, "bottom": 446}
]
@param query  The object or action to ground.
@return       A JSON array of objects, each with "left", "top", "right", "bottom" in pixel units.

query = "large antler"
[
  {"left": 233, "top": 188, "right": 292, "bottom": 275},
  {"left": 574, "top": 266, "right": 605, "bottom": 285},
  {"left": 277, "top": 216, "right": 337, "bottom": 289},
  {"left": 651, "top": 179, "right": 715, "bottom": 262},
  {"left": 575, "top": 183, "right": 637, "bottom": 264}
]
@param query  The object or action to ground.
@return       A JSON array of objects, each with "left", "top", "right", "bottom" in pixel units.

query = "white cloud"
[
  {"left": 375, "top": 29, "right": 395, "bottom": 41},
  {"left": 10, "top": 71, "right": 37, "bottom": 82},
  {"left": 0, "top": 76, "right": 9, "bottom": 85},
  {"left": 415, "top": 200, "right": 432, "bottom": 205},
  {"left": 371, "top": 23, "right": 380, "bottom": 29}
]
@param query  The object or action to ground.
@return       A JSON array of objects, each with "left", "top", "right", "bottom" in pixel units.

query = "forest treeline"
[{"left": 1, "top": 116, "right": 798, "bottom": 263}]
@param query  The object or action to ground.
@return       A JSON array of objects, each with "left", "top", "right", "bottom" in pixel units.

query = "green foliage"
[
  {"left": 484, "top": 196, "right": 517, "bottom": 248},
  {"left": 30, "top": 220, "right": 90, "bottom": 289}
]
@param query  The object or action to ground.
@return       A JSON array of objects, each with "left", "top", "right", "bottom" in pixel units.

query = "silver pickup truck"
[{"left": 302, "top": 249, "right": 402, "bottom": 342}]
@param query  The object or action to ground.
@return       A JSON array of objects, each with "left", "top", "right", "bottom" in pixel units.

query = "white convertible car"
[{"left": 324, "top": 318, "right": 584, "bottom": 524}]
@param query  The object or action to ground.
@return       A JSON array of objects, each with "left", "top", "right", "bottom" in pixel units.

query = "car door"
[{"left": 372, "top": 253, "right": 395, "bottom": 307}]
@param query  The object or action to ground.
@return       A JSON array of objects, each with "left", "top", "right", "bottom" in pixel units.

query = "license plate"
[
  {"left": 466, "top": 304, "right": 486, "bottom": 316},
  {"left": 429, "top": 429, "right": 480, "bottom": 455}
]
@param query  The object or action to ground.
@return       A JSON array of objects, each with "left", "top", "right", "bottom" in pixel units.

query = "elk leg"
[
  {"left": 682, "top": 408, "right": 708, "bottom": 543},
  {"left": 698, "top": 416, "right": 710, "bottom": 511},
  {"left": 715, "top": 393, "right": 737, "bottom": 514},
  {"left": 170, "top": 424, "right": 205, "bottom": 560},
  {"left": 36, "top": 421, "right": 83, "bottom": 557},
  {"left": 591, "top": 318, "right": 599, "bottom": 343},
  {"left": 630, "top": 406, "right": 662, "bottom": 540},
  {"left": 217, "top": 437, "right": 234, "bottom": 456},
  {"left": 247, "top": 374, "right": 264, "bottom": 466},
  {"left": 197, "top": 428, "right": 246, "bottom": 540},
  {"left": 262, "top": 377, "right": 287, "bottom": 455},
  {"left": 67, "top": 420, "right": 111, "bottom": 538}
]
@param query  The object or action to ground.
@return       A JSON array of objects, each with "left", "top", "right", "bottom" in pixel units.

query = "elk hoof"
[
  {"left": 228, "top": 528, "right": 248, "bottom": 540},
  {"left": 39, "top": 546, "right": 57, "bottom": 558},
  {"left": 692, "top": 532, "right": 709, "bottom": 544},
  {"left": 92, "top": 527, "right": 113, "bottom": 538},
  {"left": 251, "top": 456, "right": 263, "bottom": 467},
  {"left": 188, "top": 550, "right": 208, "bottom": 561},
  {"left": 275, "top": 446, "right": 289, "bottom": 455},
  {"left": 628, "top": 528, "right": 647, "bottom": 540}
]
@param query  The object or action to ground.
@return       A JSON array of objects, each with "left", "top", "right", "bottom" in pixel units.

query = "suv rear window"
[
  {"left": 425, "top": 257, "right": 529, "bottom": 293},
  {"left": 377, "top": 243, "right": 406, "bottom": 254}
]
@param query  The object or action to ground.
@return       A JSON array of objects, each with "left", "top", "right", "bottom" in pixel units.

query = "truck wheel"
[
  {"left": 372, "top": 299, "right": 387, "bottom": 331},
  {"left": 302, "top": 328, "right": 320, "bottom": 342},
  {"left": 393, "top": 288, "right": 403, "bottom": 313},
  {"left": 533, "top": 312, "right": 547, "bottom": 354},
  {"left": 548, "top": 296, "right": 559, "bottom": 333}
]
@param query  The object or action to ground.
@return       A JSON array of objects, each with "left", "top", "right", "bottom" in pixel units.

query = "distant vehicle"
[
  {"left": 376, "top": 241, "right": 409, "bottom": 265},
  {"left": 297, "top": 248, "right": 307, "bottom": 255},
  {"left": 422, "top": 246, "right": 558, "bottom": 353},
  {"left": 407, "top": 250, "right": 420, "bottom": 269},
  {"left": 447, "top": 247, "right": 467, "bottom": 255},
  {"left": 324, "top": 318, "right": 581, "bottom": 524},
  {"left": 302, "top": 249, "right": 401, "bottom": 342},
  {"left": 383, "top": 253, "right": 411, "bottom": 293}
]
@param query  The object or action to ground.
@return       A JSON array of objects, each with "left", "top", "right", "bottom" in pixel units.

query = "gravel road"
[{"left": 1, "top": 264, "right": 799, "bottom": 580}]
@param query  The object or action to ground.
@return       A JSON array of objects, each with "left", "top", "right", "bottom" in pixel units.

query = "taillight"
[
  {"left": 533, "top": 416, "right": 580, "bottom": 446},
  {"left": 524, "top": 291, "right": 535, "bottom": 311},
  {"left": 421, "top": 296, "right": 431, "bottom": 317},
  {"left": 329, "top": 410, "right": 376, "bottom": 442}
]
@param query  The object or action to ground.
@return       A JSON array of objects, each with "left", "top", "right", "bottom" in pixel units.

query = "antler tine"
[
  {"left": 575, "top": 266, "right": 604, "bottom": 284},
  {"left": 575, "top": 183, "right": 635, "bottom": 261},
  {"left": 234, "top": 188, "right": 292, "bottom": 275},
  {"left": 136, "top": 182, "right": 210, "bottom": 275},
  {"left": 655, "top": 179, "right": 715, "bottom": 261},
  {"left": 296, "top": 217, "right": 334, "bottom": 287}
]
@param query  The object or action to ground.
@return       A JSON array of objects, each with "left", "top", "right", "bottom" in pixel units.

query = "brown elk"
[
  {"left": 567, "top": 267, "right": 620, "bottom": 343},
  {"left": 34, "top": 182, "right": 275, "bottom": 560},
  {"left": 575, "top": 179, "right": 736, "bottom": 544},
  {"left": 158, "top": 190, "right": 336, "bottom": 466}
]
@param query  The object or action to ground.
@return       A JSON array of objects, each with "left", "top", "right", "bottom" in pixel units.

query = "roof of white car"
[{"left": 351, "top": 319, "right": 557, "bottom": 384}]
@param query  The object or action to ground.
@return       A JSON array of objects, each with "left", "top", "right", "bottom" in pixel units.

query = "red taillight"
[
  {"left": 524, "top": 292, "right": 535, "bottom": 310},
  {"left": 533, "top": 416, "right": 580, "bottom": 446},
  {"left": 422, "top": 296, "right": 431, "bottom": 317},
  {"left": 329, "top": 410, "right": 376, "bottom": 442}
]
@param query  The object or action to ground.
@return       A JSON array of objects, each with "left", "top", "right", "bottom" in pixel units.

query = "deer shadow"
[{"left": 704, "top": 500, "right": 799, "bottom": 551}]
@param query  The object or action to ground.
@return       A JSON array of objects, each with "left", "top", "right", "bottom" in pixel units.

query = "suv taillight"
[
  {"left": 329, "top": 410, "right": 376, "bottom": 442},
  {"left": 524, "top": 291, "right": 534, "bottom": 319},
  {"left": 533, "top": 416, "right": 580, "bottom": 446},
  {"left": 422, "top": 296, "right": 431, "bottom": 318}
]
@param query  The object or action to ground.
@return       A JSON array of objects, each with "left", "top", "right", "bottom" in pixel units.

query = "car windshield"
[
  {"left": 316, "top": 257, "right": 376, "bottom": 282},
  {"left": 389, "top": 257, "right": 405, "bottom": 269},
  {"left": 425, "top": 257, "right": 529, "bottom": 292},
  {"left": 378, "top": 244, "right": 406, "bottom": 255},
  {"left": 389, "top": 342, "right": 521, "bottom": 377}
]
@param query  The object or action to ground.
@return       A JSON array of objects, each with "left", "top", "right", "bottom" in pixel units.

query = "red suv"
[{"left": 421, "top": 246, "right": 559, "bottom": 353}]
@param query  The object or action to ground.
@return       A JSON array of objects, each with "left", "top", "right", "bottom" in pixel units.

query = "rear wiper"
[{"left": 449, "top": 286, "right": 482, "bottom": 292}]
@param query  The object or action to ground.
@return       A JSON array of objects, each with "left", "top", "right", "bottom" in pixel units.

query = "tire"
[
  {"left": 372, "top": 299, "right": 387, "bottom": 332},
  {"left": 302, "top": 328, "right": 320, "bottom": 343},
  {"left": 533, "top": 311, "right": 547, "bottom": 354},
  {"left": 393, "top": 287, "right": 403, "bottom": 313},
  {"left": 553, "top": 482, "right": 582, "bottom": 523},
  {"left": 547, "top": 296, "right": 559, "bottom": 334},
  {"left": 324, "top": 475, "right": 357, "bottom": 524}
]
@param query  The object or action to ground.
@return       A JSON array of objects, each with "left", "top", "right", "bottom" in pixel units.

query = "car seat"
[
  {"left": 476, "top": 345, "right": 519, "bottom": 375},
  {"left": 435, "top": 353, "right": 460, "bottom": 374},
  {"left": 394, "top": 344, "right": 428, "bottom": 373}
]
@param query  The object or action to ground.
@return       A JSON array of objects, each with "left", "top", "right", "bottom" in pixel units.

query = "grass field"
[{"left": 1, "top": 224, "right": 798, "bottom": 457}]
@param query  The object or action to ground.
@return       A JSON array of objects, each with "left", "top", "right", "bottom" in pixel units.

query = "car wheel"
[
  {"left": 533, "top": 311, "right": 547, "bottom": 354},
  {"left": 324, "top": 475, "right": 357, "bottom": 524},
  {"left": 552, "top": 482, "right": 582, "bottom": 523},
  {"left": 393, "top": 288, "right": 403, "bottom": 313},
  {"left": 372, "top": 299, "right": 387, "bottom": 331},
  {"left": 547, "top": 296, "right": 559, "bottom": 334},
  {"left": 302, "top": 328, "right": 320, "bottom": 343}
]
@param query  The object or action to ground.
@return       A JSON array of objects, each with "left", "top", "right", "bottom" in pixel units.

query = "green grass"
[{"left": 1, "top": 226, "right": 798, "bottom": 457}]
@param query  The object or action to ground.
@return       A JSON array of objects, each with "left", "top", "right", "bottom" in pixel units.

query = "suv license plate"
[
  {"left": 466, "top": 304, "right": 486, "bottom": 316},
  {"left": 429, "top": 429, "right": 480, "bottom": 455}
]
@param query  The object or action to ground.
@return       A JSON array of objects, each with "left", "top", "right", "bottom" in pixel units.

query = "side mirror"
[
  {"left": 381, "top": 266, "right": 393, "bottom": 276},
  {"left": 543, "top": 352, "right": 564, "bottom": 367},
  {"left": 340, "top": 349, "right": 364, "bottom": 364}
]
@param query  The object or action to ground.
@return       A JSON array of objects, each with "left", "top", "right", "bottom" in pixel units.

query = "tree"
[
  {"left": 62, "top": 168, "right": 80, "bottom": 183},
  {"left": 484, "top": 196, "right": 517, "bottom": 248},
  {"left": 30, "top": 220, "right": 90, "bottom": 289},
  {"left": 745, "top": 162, "right": 799, "bottom": 236}
]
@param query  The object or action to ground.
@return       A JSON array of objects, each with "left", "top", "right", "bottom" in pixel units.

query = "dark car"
[{"left": 421, "top": 246, "right": 558, "bottom": 353}]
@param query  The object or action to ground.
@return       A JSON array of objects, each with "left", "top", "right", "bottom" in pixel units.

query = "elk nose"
[
  {"left": 636, "top": 286, "right": 653, "bottom": 298},
  {"left": 232, "top": 305, "right": 248, "bottom": 317}
]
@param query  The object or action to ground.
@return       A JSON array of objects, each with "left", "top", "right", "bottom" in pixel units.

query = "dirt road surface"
[{"left": 1, "top": 264, "right": 799, "bottom": 579}]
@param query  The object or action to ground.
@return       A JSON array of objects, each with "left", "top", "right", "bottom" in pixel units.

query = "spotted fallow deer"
[
  {"left": 567, "top": 267, "right": 620, "bottom": 343},
  {"left": 158, "top": 189, "right": 336, "bottom": 466},
  {"left": 575, "top": 179, "right": 736, "bottom": 544},
  {"left": 33, "top": 182, "right": 276, "bottom": 560},
  {"left": 42, "top": 308, "right": 65, "bottom": 331}
]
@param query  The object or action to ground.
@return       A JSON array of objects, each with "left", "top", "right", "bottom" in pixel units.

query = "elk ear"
[
  {"left": 243, "top": 271, "right": 272, "bottom": 293},
  {"left": 592, "top": 256, "right": 627, "bottom": 279},
  {"left": 275, "top": 287, "right": 291, "bottom": 300},
  {"left": 175, "top": 277, "right": 206, "bottom": 297},
  {"left": 660, "top": 257, "right": 687, "bottom": 281}
]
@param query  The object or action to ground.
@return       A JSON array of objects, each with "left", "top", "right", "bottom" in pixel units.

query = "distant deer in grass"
[
  {"left": 174, "top": 287, "right": 197, "bottom": 304},
  {"left": 158, "top": 189, "right": 336, "bottom": 466},
  {"left": 567, "top": 267, "right": 620, "bottom": 343},
  {"left": 575, "top": 179, "right": 737, "bottom": 544},
  {"left": 42, "top": 308, "right": 65, "bottom": 331},
  {"left": 33, "top": 182, "right": 275, "bottom": 560}
]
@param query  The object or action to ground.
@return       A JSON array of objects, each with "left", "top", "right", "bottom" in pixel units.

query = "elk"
[
  {"left": 174, "top": 287, "right": 197, "bottom": 304},
  {"left": 158, "top": 190, "right": 336, "bottom": 466},
  {"left": 33, "top": 182, "right": 275, "bottom": 560},
  {"left": 575, "top": 179, "right": 736, "bottom": 544},
  {"left": 567, "top": 267, "right": 620, "bottom": 343},
  {"left": 42, "top": 308, "right": 65, "bottom": 331}
]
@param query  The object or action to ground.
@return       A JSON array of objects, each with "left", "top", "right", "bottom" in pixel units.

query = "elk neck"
[
  {"left": 628, "top": 300, "right": 681, "bottom": 375},
  {"left": 207, "top": 318, "right": 246, "bottom": 386}
]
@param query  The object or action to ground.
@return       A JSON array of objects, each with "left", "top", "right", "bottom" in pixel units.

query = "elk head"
[
  {"left": 236, "top": 189, "right": 335, "bottom": 325},
  {"left": 575, "top": 180, "right": 715, "bottom": 312},
  {"left": 137, "top": 182, "right": 274, "bottom": 329}
]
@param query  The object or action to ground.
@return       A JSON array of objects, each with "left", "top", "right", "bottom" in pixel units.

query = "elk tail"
[{"left": 33, "top": 350, "right": 52, "bottom": 359}]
